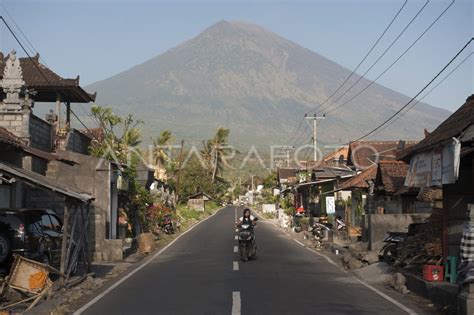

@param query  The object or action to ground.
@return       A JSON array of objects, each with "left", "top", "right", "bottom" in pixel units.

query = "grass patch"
[{"left": 176, "top": 201, "right": 222, "bottom": 230}]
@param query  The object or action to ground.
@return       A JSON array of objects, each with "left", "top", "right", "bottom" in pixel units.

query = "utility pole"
[
  {"left": 280, "top": 146, "right": 294, "bottom": 167},
  {"left": 251, "top": 175, "right": 255, "bottom": 192},
  {"left": 174, "top": 139, "right": 185, "bottom": 207},
  {"left": 305, "top": 114, "right": 325, "bottom": 161}
]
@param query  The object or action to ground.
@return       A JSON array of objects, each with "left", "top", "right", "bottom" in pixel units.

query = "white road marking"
[
  {"left": 235, "top": 228, "right": 239, "bottom": 232},
  {"left": 352, "top": 277, "right": 417, "bottom": 315},
  {"left": 234, "top": 246, "right": 238, "bottom": 253},
  {"left": 234, "top": 235, "right": 238, "bottom": 240},
  {"left": 233, "top": 261, "right": 239, "bottom": 271},
  {"left": 231, "top": 291, "right": 241, "bottom": 315},
  {"left": 73, "top": 208, "right": 225, "bottom": 315},
  {"left": 293, "top": 239, "right": 305, "bottom": 247},
  {"left": 305, "top": 247, "right": 339, "bottom": 268}
]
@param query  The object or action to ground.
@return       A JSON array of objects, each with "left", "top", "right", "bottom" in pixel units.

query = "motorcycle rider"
[{"left": 237, "top": 208, "right": 256, "bottom": 227}]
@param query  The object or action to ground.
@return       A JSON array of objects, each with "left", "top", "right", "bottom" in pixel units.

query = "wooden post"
[
  {"left": 60, "top": 199, "right": 70, "bottom": 275},
  {"left": 66, "top": 102, "right": 71, "bottom": 130}
]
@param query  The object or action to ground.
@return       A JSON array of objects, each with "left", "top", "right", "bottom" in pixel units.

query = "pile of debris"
[
  {"left": 396, "top": 208, "right": 443, "bottom": 266},
  {"left": 341, "top": 243, "right": 380, "bottom": 270}
]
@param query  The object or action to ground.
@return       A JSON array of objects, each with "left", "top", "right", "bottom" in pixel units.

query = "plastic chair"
[{"left": 444, "top": 256, "right": 458, "bottom": 284}]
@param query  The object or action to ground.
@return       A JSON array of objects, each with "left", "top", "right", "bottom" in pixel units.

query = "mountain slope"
[{"left": 87, "top": 20, "right": 450, "bottom": 148}]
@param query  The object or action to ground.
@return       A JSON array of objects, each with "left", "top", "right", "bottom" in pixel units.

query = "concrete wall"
[
  {"left": 47, "top": 150, "right": 122, "bottom": 262},
  {"left": 188, "top": 199, "right": 205, "bottom": 211},
  {"left": 367, "top": 213, "right": 430, "bottom": 250},
  {"left": 29, "top": 114, "right": 53, "bottom": 151},
  {"left": 64, "top": 129, "right": 92, "bottom": 155},
  {"left": 262, "top": 204, "right": 277, "bottom": 213}
]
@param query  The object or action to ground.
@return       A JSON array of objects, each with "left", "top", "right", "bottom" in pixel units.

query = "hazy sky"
[{"left": 0, "top": 0, "right": 472, "bottom": 111}]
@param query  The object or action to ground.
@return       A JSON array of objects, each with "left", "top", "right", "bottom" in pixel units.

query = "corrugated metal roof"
[{"left": 0, "top": 162, "right": 92, "bottom": 202}]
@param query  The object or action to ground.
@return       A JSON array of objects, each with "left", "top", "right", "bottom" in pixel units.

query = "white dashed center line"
[
  {"left": 235, "top": 235, "right": 238, "bottom": 240},
  {"left": 234, "top": 246, "right": 238, "bottom": 253},
  {"left": 233, "top": 261, "right": 239, "bottom": 271},
  {"left": 232, "top": 291, "right": 241, "bottom": 315}
]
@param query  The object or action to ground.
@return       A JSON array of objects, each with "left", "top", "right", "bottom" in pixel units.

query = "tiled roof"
[
  {"left": 0, "top": 127, "right": 25, "bottom": 147},
  {"left": 375, "top": 160, "right": 409, "bottom": 194},
  {"left": 347, "top": 140, "right": 418, "bottom": 169},
  {"left": 0, "top": 52, "right": 96, "bottom": 103},
  {"left": 322, "top": 146, "right": 349, "bottom": 166},
  {"left": 0, "top": 127, "right": 57, "bottom": 161},
  {"left": 339, "top": 165, "right": 377, "bottom": 190},
  {"left": 400, "top": 95, "right": 474, "bottom": 160}
]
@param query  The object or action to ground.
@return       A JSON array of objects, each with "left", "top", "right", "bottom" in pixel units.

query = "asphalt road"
[{"left": 76, "top": 206, "right": 418, "bottom": 315}]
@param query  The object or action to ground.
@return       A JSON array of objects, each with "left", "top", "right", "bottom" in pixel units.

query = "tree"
[
  {"left": 89, "top": 105, "right": 143, "bottom": 161},
  {"left": 202, "top": 127, "right": 232, "bottom": 183},
  {"left": 152, "top": 130, "right": 174, "bottom": 180}
]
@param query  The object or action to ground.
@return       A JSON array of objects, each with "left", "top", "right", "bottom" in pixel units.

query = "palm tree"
[
  {"left": 208, "top": 127, "right": 231, "bottom": 183},
  {"left": 152, "top": 130, "right": 174, "bottom": 180}
]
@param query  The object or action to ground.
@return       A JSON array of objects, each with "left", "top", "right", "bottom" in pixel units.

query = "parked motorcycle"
[
  {"left": 381, "top": 231, "right": 407, "bottom": 264},
  {"left": 161, "top": 214, "right": 175, "bottom": 234},
  {"left": 238, "top": 218, "right": 258, "bottom": 262},
  {"left": 308, "top": 222, "right": 331, "bottom": 249}
]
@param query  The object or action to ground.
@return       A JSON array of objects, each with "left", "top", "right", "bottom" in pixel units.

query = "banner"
[{"left": 405, "top": 138, "right": 460, "bottom": 187}]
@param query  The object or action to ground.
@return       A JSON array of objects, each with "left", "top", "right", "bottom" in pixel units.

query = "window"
[
  {"left": 48, "top": 215, "right": 62, "bottom": 232},
  {"left": 41, "top": 214, "right": 53, "bottom": 231}
]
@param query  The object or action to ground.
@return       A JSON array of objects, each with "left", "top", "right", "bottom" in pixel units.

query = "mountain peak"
[
  {"left": 88, "top": 21, "right": 449, "bottom": 147},
  {"left": 201, "top": 20, "right": 271, "bottom": 38}
]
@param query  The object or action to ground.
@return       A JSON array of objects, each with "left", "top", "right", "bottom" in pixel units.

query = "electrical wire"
[
  {"left": 352, "top": 37, "right": 473, "bottom": 142},
  {"left": 371, "top": 51, "right": 473, "bottom": 137},
  {"left": 311, "top": 0, "right": 409, "bottom": 114},
  {"left": 323, "top": 0, "right": 456, "bottom": 116},
  {"left": 0, "top": 16, "right": 101, "bottom": 142},
  {"left": 286, "top": 0, "right": 409, "bottom": 145}
]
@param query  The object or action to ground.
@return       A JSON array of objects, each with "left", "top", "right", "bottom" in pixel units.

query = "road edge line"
[
  {"left": 73, "top": 207, "right": 225, "bottom": 315},
  {"left": 352, "top": 277, "right": 418, "bottom": 315},
  {"left": 255, "top": 209, "right": 417, "bottom": 315}
]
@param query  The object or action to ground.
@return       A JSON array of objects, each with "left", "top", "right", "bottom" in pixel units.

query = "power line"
[
  {"left": 312, "top": 0, "right": 409, "bottom": 114},
  {"left": 0, "top": 16, "right": 100, "bottom": 142},
  {"left": 0, "top": 8, "right": 94, "bottom": 122},
  {"left": 287, "top": 0, "right": 409, "bottom": 146},
  {"left": 323, "top": 0, "right": 455, "bottom": 116},
  {"left": 353, "top": 37, "right": 473, "bottom": 142},
  {"left": 371, "top": 51, "right": 473, "bottom": 137},
  {"left": 316, "top": 0, "right": 431, "bottom": 115}
]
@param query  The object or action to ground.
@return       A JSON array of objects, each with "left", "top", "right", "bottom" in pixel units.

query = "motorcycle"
[
  {"left": 161, "top": 214, "right": 175, "bottom": 234},
  {"left": 380, "top": 231, "right": 406, "bottom": 264},
  {"left": 238, "top": 217, "right": 258, "bottom": 262},
  {"left": 308, "top": 222, "right": 331, "bottom": 249}
]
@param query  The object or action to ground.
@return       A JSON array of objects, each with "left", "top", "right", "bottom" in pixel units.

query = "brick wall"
[{"left": 0, "top": 113, "right": 23, "bottom": 137}]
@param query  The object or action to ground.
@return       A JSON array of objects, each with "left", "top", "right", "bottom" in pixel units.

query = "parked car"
[{"left": 0, "top": 208, "right": 64, "bottom": 269}]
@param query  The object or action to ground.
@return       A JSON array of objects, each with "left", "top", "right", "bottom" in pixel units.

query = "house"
[
  {"left": 322, "top": 145, "right": 349, "bottom": 166},
  {"left": 0, "top": 50, "right": 126, "bottom": 262},
  {"left": 400, "top": 94, "right": 474, "bottom": 260},
  {"left": 347, "top": 140, "right": 417, "bottom": 170},
  {"left": 339, "top": 165, "right": 377, "bottom": 228},
  {"left": 187, "top": 192, "right": 212, "bottom": 212},
  {"left": 294, "top": 165, "right": 354, "bottom": 218},
  {"left": 399, "top": 95, "right": 474, "bottom": 314}
]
